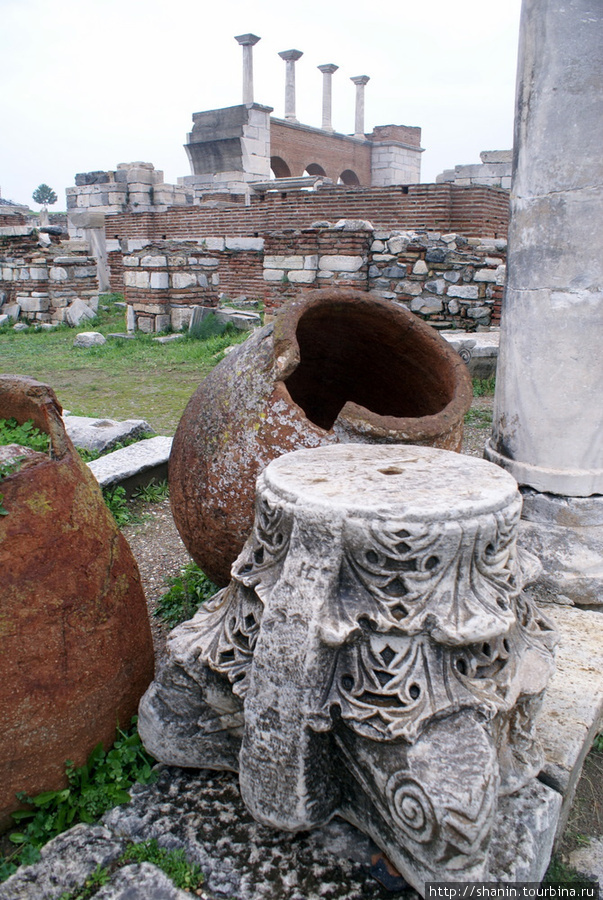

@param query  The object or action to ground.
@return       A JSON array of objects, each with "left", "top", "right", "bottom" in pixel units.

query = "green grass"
[
  {"left": 0, "top": 295, "right": 248, "bottom": 435},
  {"left": 464, "top": 407, "right": 493, "bottom": 429}
]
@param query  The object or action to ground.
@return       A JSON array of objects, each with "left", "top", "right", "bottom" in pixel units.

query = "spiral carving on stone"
[{"left": 385, "top": 773, "right": 437, "bottom": 845}]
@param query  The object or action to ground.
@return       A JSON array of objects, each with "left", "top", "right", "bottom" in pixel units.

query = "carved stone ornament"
[{"left": 139, "top": 445, "right": 558, "bottom": 892}]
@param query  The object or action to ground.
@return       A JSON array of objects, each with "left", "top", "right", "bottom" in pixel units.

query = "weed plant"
[
  {"left": 472, "top": 376, "right": 496, "bottom": 396},
  {"left": 154, "top": 561, "right": 217, "bottom": 627},
  {"left": 119, "top": 839, "right": 204, "bottom": 891},
  {"left": 0, "top": 418, "right": 50, "bottom": 453},
  {"left": 0, "top": 720, "right": 156, "bottom": 882},
  {"left": 132, "top": 479, "right": 169, "bottom": 504}
]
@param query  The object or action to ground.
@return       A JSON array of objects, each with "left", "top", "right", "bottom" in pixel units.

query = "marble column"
[
  {"left": 235, "top": 33, "right": 261, "bottom": 105},
  {"left": 484, "top": 0, "right": 603, "bottom": 606},
  {"left": 351, "top": 75, "right": 369, "bottom": 138},
  {"left": 278, "top": 49, "right": 303, "bottom": 122},
  {"left": 318, "top": 63, "right": 338, "bottom": 132}
]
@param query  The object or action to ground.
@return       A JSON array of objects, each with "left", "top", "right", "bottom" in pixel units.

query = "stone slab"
[
  {"left": 64, "top": 415, "right": 154, "bottom": 452},
  {"left": 532, "top": 604, "right": 603, "bottom": 839},
  {"left": 87, "top": 435, "right": 172, "bottom": 495}
]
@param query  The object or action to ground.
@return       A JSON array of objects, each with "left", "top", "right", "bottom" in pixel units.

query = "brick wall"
[{"left": 103, "top": 183, "right": 509, "bottom": 245}]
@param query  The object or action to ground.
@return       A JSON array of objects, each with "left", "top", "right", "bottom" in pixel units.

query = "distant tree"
[{"left": 32, "top": 184, "right": 58, "bottom": 208}]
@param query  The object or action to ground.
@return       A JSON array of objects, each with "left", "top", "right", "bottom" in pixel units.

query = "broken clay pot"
[
  {"left": 0, "top": 375, "right": 154, "bottom": 831},
  {"left": 169, "top": 288, "right": 473, "bottom": 586}
]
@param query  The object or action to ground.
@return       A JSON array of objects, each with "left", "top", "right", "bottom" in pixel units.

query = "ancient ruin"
[
  {"left": 168, "top": 288, "right": 473, "bottom": 586},
  {"left": 140, "top": 444, "right": 559, "bottom": 891},
  {"left": 0, "top": 376, "right": 154, "bottom": 830}
]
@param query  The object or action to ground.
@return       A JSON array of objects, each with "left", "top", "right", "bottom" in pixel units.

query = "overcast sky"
[{"left": 1, "top": 0, "right": 522, "bottom": 209}]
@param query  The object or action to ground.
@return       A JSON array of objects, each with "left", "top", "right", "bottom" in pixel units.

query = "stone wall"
[
  {"left": 121, "top": 240, "right": 265, "bottom": 333},
  {"left": 437, "top": 150, "right": 513, "bottom": 189},
  {"left": 67, "top": 163, "right": 193, "bottom": 217},
  {"left": 262, "top": 228, "right": 506, "bottom": 327},
  {"left": 0, "top": 228, "right": 99, "bottom": 324},
  {"left": 118, "top": 227, "right": 505, "bottom": 332}
]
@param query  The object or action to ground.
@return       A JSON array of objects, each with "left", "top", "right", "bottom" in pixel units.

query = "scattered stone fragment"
[
  {"left": 63, "top": 415, "right": 154, "bottom": 453},
  {"left": 73, "top": 331, "right": 106, "bottom": 348},
  {"left": 87, "top": 435, "right": 172, "bottom": 492},
  {"left": 65, "top": 298, "right": 96, "bottom": 327}
]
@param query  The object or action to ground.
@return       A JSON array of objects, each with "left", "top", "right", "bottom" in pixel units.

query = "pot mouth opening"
[{"left": 284, "top": 304, "right": 458, "bottom": 431}]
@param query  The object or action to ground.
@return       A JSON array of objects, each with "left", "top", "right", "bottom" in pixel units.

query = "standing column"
[
  {"left": 484, "top": 0, "right": 603, "bottom": 605},
  {"left": 235, "top": 33, "right": 261, "bottom": 105},
  {"left": 351, "top": 75, "right": 369, "bottom": 138},
  {"left": 278, "top": 50, "right": 303, "bottom": 122},
  {"left": 318, "top": 64, "right": 338, "bottom": 132}
]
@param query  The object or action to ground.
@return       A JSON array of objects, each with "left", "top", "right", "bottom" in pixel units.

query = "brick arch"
[
  {"left": 339, "top": 169, "right": 360, "bottom": 185},
  {"left": 304, "top": 163, "right": 327, "bottom": 177},
  {"left": 271, "top": 156, "right": 292, "bottom": 178}
]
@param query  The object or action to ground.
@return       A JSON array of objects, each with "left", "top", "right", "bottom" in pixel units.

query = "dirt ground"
[{"left": 122, "top": 393, "right": 603, "bottom": 863}]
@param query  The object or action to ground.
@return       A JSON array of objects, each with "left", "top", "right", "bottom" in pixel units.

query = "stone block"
[
  {"left": 425, "top": 279, "right": 446, "bottom": 295},
  {"left": 225, "top": 237, "right": 264, "bottom": 252},
  {"left": 87, "top": 435, "right": 172, "bottom": 490},
  {"left": 371, "top": 254, "right": 395, "bottom": 262},
  {"left": 288, "top": 270, "right": 316, "bottom": 284},
  {"left": 137, "top": 316, "right": 155, "bottom": 334},
  {"left": 263, "top": 269, "right": 286, "bottom": 282},
  {"left": 141, "top": 256, "right": 167, "bottom": 268},
  {"left": 1, "top": 268, "right": 13, "bottom": 281},
  {"left": 29, "top": 267, "right": 48, "bottom": 281},
  {"left": 264, "top": 256, "right": 304, "bottom": 270},
  {"left": 387, "top": 236, "right": 408, "bottom": 254},
  {"left": 155, "top": 314, "right": 171, "bottom": 332},
  {"left": 124, "top": 271, "right": 137, "bottom": 287},
  {"left": 73, "top": 332, "right": 106, "bottom": 349},
  {"left": 318, "top": 256, "right": 364, "bottom": 273},
  {"left": 49, "top": 267, "right": 69, "bottom": 282},
  {"left": 203, "top": 237, "right": 225, "bottom": 252},
  {"left": 65, "top": 299, "right": 96, "bottom": 328},
  {"left": 197, "top": 274, "right": 208, "bottom": 287},
  {"left": 172, "top": 273, "right": 197, "bottom": 290},
  {"left": 122, "top": 257, "right": 139, "bottom": 267},
  {"left": 135, "top": 271, "right": 150, "bottom": 289},
  {"left": 466, "top": 305, "right": 491, "bottom": 319},
  {"left": 0, "top": 314, "right": 9, "bottom": 327},
  {"left": 304, "top": 255, "right": 318, "bottom": 270},
  {"left": 170, "top": 306, "right": 193, "bottom": 331},
  {"left": 132, "top": 303, "right": 166, "bottom": 316},
  {"left": 4, "top": 304, "right": 21, "bottom": 320},
  {"left": 150, "top": 272, "right": 169, "bottom": 290},
  {"left": 370, "top": 241, "right": 385, "bottom": 252},
  {"left": 412, "top": 259, "right": 429, "bottom": 275},
  {"left": 444, "top": 271, "right": 461, "bottom": 283},
  {"left": 382, "top": 264, "right": 408, "bottom": 279},
  {"left": 74, "top": 267, "right": 97, "bottom": 279},
  {"left": 19, "top": 296, "right": 50, "bottom": 313},
  {"left": 126, "top": 305, "right": 136, "bottom": 332},
  {"left": 447, "top": 284, "right": 479, "bottom": 300},
  {"left": 196, "top": 258, "right": 219, "bottom": 268},
  {"left": 474, "top": 269, "right": 498, "bottom": 283},
  {"left": 394, "top": 280, "right": 422, "bottom": 296},
  {"left": 411, "top": 294, "right": 443, "bottom": 314},
  {"left": 480, "top": 150, "right": 513, "bottom": 163}
]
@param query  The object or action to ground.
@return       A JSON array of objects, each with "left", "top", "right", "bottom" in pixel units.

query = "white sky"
[{"left": 1, "top": 0, "right": 522, "bottom": 209}]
